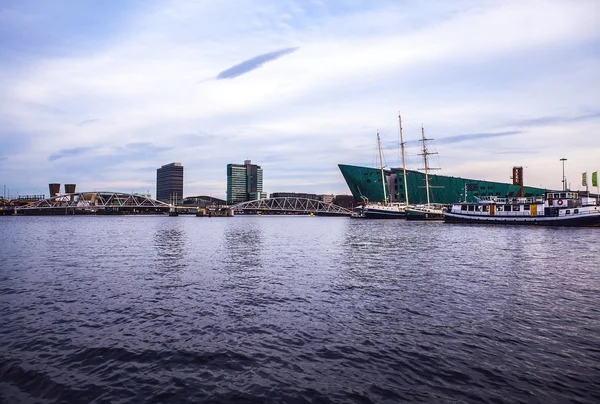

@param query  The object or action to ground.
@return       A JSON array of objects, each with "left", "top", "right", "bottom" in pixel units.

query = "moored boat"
[
  {"left": 362, "top": 201, "right": 407, "bottom": 219},
  {"left": 404, "top": 124, "right": 445, "bottom": 221},
  {"left": 361, "top": 127, "right": 409, "bottom": 219},
  {"left": 443, "top": 191, "right": 600, "bottom": 227},
  {"left": 405, "top": 204, "right": 446, "bottom": 221}
]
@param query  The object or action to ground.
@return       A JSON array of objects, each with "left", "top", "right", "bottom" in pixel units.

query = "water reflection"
[
  {"left": 153, "top": 220, "right": 188, "bottom": 272},
  {"left": 222, "top": 221, "right": 263, "bottom": 271}
]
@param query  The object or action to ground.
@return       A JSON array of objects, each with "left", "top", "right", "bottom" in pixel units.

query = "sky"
[{"left": 1, "top": 0, "right": 599, "bottom": 200}]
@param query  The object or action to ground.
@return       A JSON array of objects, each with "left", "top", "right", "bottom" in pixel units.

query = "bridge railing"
[{"left": 231, "top": 197, "right": 353, "bottom": 215}]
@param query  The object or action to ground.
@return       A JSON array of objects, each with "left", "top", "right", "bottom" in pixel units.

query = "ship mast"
[
  {"left": 377, "top": 131, "right": 388, "bottom": 204},
  {"left": 399, "top": 113, "right": 409, "bottom": 206},
  {"left": 419, "top": 125, "right": 438, "bottom": 206}
]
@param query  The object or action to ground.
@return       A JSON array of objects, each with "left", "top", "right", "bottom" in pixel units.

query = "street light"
[{"left": 560, "top": 158, "right": 567, "bottom": 191}]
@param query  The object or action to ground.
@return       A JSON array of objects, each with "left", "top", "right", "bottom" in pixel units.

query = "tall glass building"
[
  {"left": 156, "top": 162, "right": 184, "bottom": 203},
  {"left": 227, "top": 160, "right": 266, "bottom": 204}
]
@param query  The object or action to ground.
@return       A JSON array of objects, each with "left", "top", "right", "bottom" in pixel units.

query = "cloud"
[
  {"left": 76, "top": 119, "right": 98, "bottom": 126},
  {"left": 216, "top": 47, "right": 299, "bottom": 80},
  {"left": 1, "top": 0, "right": 599, "bottom": 197},
  {"left": 436, "top": 131, "right": 522, "bottom": 145},
  {"left": 48, "top": 146, "right": 94, "bottom": 161},
  {"left": 492, "top": 150, "right": 537, "bottom": 155},
  {"left": 511, "top": 111, "right": 600, "bottom": 127}
]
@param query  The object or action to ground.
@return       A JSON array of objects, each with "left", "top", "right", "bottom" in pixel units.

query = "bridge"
[
  {"left": 231, "top": 197, "right": 353, "bottom": 216},
  {"left": 15, "top": 191, "right": 170, "bottom": 215}
]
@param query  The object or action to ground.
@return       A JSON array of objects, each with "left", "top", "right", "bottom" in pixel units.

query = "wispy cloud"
[
  {"left": 76, "top": 119, "right": 98, "bottom": 126},
  {"left": 49, "top": 147, "right": 94, "bottom": 161},
  {"left": 511, "top": 111, "right": 600, "bottom": 127},
  {"left": 437, "top": 131, "right": 522, "bottom": 145},
  {"left": 492, "top": 150, "right": 537, "bottom": 155},
  {"left": 216, "top": 47, "right": 299, "bottom": 80}
]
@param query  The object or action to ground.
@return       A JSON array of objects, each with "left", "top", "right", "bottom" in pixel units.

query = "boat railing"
[{"left": 474, "top": 195, "right": 544, "bottom": 204}]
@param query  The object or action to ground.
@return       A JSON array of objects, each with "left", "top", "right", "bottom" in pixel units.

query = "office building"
[
  {"left": 227, "top": 160, "right": 266, "bottom": 204},
  {"left": 156, "top": 162, "right": 184, "bottom": 203}
]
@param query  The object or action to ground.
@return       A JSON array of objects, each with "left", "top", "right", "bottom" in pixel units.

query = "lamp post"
[{"left": 560, "top": 158, "right": 567, "bottom": 191}]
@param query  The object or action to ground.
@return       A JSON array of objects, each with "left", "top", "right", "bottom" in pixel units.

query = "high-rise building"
[
  {"left": 156, "top": 162, "right": 184, "bottom": 203},
  {"left": 227, "top": 160, "right": 266, "bottom": 204}
]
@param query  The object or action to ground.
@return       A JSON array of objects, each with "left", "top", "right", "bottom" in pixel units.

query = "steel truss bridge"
[
  {"left": 15, "top": 191, "right": 170, "bottom": 214},
  {"left": 232, "top": 197, "right": 353, "bottom": 216}
]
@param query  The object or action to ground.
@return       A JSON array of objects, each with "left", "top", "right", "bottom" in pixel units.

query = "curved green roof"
[{"left": 339, "top": 164, "right": 548, "bottom": 204}]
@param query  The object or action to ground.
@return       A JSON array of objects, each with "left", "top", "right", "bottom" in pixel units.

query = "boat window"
[
  {"left": 523, "top": 204, "right": 530, "bottom": 210},
  {"left": 468, "top": 205, "right": 475, "bottom": 211},
  {"left": 504, "top": 205, "right": 512, "bottom": 212},
  {"left": 461, "top": 205, "right": 467, "bottom": 211},
  {"left": 483, "top": 205, "right": 490, "bottom": 212},
  {"left": 513, "top": 205, "right": 520, "bottom": 211},
  {"left": 574, "top": 209, "right": 579, "bottom": 214},
  {"left": 566, "top": 210, "right": 570, "bottom": 215},
  {"left": 477, "top": 205, "right": 483, "bottom": 212},
  {"left": 560, "top": 193, "right": 567, "bottom": 198},
  {"left": 497, "top": 205, "right": 504, "bottom": 211}
]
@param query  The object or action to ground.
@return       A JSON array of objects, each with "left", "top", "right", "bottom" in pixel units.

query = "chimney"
[
  {"left": 65, "top": 184, "right": 76, "bottom": 202},
  {"left": 49, "top": 183, "right": 60, "bottom": 198}
]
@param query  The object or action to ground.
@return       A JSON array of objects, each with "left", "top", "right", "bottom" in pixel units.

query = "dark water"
[{"left": 1, "top": 216, "right": 599, "bottom": 403}]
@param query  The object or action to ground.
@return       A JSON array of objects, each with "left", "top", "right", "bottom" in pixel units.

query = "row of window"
[{"left": 460, "top": 204, "right": 536, "bottom": 212}]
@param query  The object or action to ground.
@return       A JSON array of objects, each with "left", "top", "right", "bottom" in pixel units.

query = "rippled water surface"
[{"left": 1, "top": 216, "right": 599, "bottom": 403}]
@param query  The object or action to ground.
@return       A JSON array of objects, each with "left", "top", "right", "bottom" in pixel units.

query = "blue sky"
[{"left": 1, "top": 0, "right": 599, "bottom": 199}]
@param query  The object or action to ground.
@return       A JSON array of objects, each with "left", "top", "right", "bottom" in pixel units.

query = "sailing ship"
[
  {"left": 404, "top": 125, "right": 445, "bottom": 221},
  {"left": 443, "top": 191, "right": 600, "bottom": 226},
  {"left": 360, "top": 115, "right": 410, "bottom": 219}
]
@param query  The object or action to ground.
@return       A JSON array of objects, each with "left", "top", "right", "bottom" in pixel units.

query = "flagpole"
[
  {"left": 594, "top": 171, "right": 599, "bottom": 205},
  {"left": 586, "top": 172, "right": 589, "bottom": 195}
]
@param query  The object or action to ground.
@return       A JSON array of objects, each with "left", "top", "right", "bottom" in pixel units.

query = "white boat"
[{"left": 443, "top": 191, "right": 600, "bottom": 227}]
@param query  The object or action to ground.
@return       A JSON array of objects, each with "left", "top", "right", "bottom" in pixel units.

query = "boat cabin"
[{"left": 545, "top": 191, "right": 582, "bottom": 208}]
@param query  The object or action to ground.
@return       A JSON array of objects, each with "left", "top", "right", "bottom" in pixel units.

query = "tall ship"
[{"left": 359, "top": 117, "right": 410, "bottom": 219}]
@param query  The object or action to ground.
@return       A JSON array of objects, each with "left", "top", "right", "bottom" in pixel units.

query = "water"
[{"left": 1, "top": 216, "right": 599, "bottom": 403}]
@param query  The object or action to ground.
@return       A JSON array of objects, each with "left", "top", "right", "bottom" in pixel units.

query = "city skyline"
[{"left": 1, "top": 0, "right": 599, "bottom": 199}]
